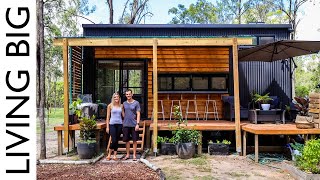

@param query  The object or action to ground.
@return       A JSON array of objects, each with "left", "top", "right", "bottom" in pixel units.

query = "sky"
[{"left": 82, "top": 0, "right": 320, "bottom": 40}]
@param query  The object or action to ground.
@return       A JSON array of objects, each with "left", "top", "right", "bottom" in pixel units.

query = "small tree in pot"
[
  {"left": 172, "top": 106, "right": 201, "bottom": 159},
  {"left": 253, "top": 93, "right": 273, "bottom": 110},
  {"left": 77, "top": 115, "right": 97, "bottom": 159}
]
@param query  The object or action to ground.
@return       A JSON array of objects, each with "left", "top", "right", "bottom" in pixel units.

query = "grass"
[
  {"left": 227, "top": 172, "right": 250, "bottom": 178},
  {"left": 194, "top": 175, "right": 218, "bottom": 180},
  {"left": 175, "top": 155, "right": 208, "bottom": 166},
  {"left": 36, "top": 108, "right": 64, "bottom": 134},
  {"left": 162, "top": 167, "right": 183, "bottom": 180},
  {"left": 175, "top": 155, "right": 212, "bottom": 173}
]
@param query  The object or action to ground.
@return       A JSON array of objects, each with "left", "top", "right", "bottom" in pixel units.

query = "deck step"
[
  {"left": 120, "top": 134, "right": 143, "bottom": 138},
  {"left": 117, "top": 148, "right": 142, "bottom": 152},
  {"left": 118, "top": 140, "right": 142, "bottom": 145}
]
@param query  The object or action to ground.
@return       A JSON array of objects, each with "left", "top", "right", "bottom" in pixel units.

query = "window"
[
  {"left": 193, "top": 77, "right": 208, "bottom": 90},
  {"left": 174, "top": 76, "right": 190, "bottom": 90},
  {"left": 159, "top": 76, "right": 172, "bottom": 90},
  {"left": 158, "top": 74, "right": 228, "bottom": 92},
  {"left": 259, "top": 36, "right": 275, "bottom": 45},
  {"left": 211, "top": 77, "right": 227, "bottom": 90}
]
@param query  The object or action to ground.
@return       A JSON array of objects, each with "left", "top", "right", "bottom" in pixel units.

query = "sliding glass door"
[{"left": 96, "top": 59, "right": 147, "bottom": 118}]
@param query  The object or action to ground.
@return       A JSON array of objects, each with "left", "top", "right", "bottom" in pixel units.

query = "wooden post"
[
  {"left": 198, "top": 131, "right": 202, "bottom": 154},
  {"left": 152, "top": 39, "right": 158, "bottom": 155},
  {"left": 232, "top": 38, "right": 242, "bottom": 154},
  {"left": 63, "top": 38, "right": 69, "bottom": 148},
  {"left": 57, "top": 131, "right": 63, "bottom": 155},
  {"left": 243, "top": 131, "right": 247, "bottom": 156},
  {"left": 255, "top": 134, "right": 259, "bottom": 163}
]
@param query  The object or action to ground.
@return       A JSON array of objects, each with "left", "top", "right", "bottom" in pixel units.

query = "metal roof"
[{"left": 82, "top": 24, "right": 292, "bottom": 30}]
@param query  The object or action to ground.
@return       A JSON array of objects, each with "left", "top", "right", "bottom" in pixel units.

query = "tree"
[
  {"left": 106, "top": 0, "right": 113, "bottom": 24},
  {"left": 119, "top": 0, "right": 153, "bottom": 24},
  {"left": 274, "top": 0, "right": 308, "bottom": 39},
  {"left": 243, "top": 0, "right": 287, "bottom": 23},
  {"left": 168, "top": 0, "right": 217, "bottom": 24},
  {"left": 216, "top": 0, "right": 253, "bottom": 24},
  {"left": 37, "top": 0, "right": 46, "bottom": 159}
]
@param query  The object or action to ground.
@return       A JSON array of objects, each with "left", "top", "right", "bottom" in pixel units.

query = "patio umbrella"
[{"left": 239, "top": 40, "right": 320, "bottom": 62}]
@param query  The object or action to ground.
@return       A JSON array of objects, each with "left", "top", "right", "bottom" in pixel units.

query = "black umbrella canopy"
[{"left": 239, "top": 40, "right": 320, "bottom": 62}]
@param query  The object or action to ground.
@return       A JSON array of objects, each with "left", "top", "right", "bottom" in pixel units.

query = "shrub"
[
  {"left": 296, "top": 139, "right": 320, "bottom": 174},
  {"left": 79, "top": 115, "right": 97, "bottom": 142}
]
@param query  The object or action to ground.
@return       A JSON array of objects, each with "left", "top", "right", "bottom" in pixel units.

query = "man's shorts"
[{"left": 122, "top": 127, "right": 139, "bottom": 142}]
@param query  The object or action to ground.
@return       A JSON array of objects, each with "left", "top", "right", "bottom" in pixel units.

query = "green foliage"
[
  {"left": 79, "top": 115, "right": 97, "bottom": 142},
  {"left": 168, "top": 0, "right": 217, "bottom": 24},
  {"left": 295, "top": 55, "right": 320, "bottom": 97},
  {"left": 296, "top": 139, "right": 320, "bottom": 174},
  {"left": 157, "top": 136, "right": 175, "bottom": 144},
  {"left": 290, "top": 142, "right": 304, "bottom": 153},
  {"left": 171, "top": 105, "right": 201, "bottom": 145},
  {"left": 293, "top": 96, "right": 309, "bottom": 116},
  {"left": 253, "top": 93, "right": 273, "bottom": 104},
  {"left": 69, "top": 98, "right": 82, "bottom": 117},
  {"left": 172, "top": 128, "right": 201, "bottom": 145},
  {"left": 216, "top": 140, "right": 231, "bottom": 145}
]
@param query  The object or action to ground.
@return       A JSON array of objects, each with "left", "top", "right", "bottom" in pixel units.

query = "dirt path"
[{"left": 147, "top": 154, "right": 294, "bottom": 180}]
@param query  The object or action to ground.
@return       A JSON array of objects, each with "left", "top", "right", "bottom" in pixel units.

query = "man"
[{"left": 122, "top": 89, "right": 141, "bottom": 160}]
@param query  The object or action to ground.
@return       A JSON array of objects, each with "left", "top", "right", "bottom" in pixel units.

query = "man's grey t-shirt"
[{"left": 123, "top": 100, "right": 141, "bottom": 127}]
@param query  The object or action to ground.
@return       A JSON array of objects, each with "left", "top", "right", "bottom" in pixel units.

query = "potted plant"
[
  {"left": 77, "top": 115, "right": 97, "bottom": 159},
  {"left": 157, "top": 136, "right": 176, "bottom": 155},
  {"left": 69, "top": 98, "right": 82, "bottom": 124},
  {"left": 294, "top": 97, "right": 314, "bottom": 129},
  {"left": 171, "top": 105, "right": 201, "bottom": 159},
  {"left": 208, "top": 139, "right": 231, "bottom": 155},
  {"left": 253, "top": 93, "right": 273, "bottom": 110}
]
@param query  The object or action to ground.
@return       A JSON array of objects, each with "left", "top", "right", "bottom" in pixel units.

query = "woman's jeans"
[{"left": 109, "top": 124, "right": 122, "bottom": 151}]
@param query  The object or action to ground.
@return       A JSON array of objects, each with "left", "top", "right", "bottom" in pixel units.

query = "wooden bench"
[
  {"left": 54, "top": 120, "right": 107, "bottom": 155},
  {"left": 242, "top": 123, "right": 320, "bottom": 162}
]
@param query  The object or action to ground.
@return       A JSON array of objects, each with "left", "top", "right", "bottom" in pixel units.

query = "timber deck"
[
  {"left": 242, "top": 123, "right": 320, "bottom": 135},
  {"left": 148, "top": 120, "right": 249, "bottom": 131}
]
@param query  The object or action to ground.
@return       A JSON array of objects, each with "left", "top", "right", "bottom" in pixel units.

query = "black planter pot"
[
  {"left": 175, "top": 142, "right": 195, "bottom": 159},
  {"left": 160, "top": 143, "right": 176, "bottom": 155},
  {"left": 68, "top": 114, "right": 79, "bottom": 125},
  {"left": 208, "top": 143, "right": 229, "bottom": 155},
  {"left": 77, "top": 142, "right": 96, "bottom": 159}
]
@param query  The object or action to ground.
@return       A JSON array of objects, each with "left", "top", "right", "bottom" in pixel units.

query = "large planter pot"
[
  {"left": 77, "top": 141, "right": 96, "bottom": 159},
  {"left": 175, "top": 142, "right": 195, "bottom": 159},
  {"left": 161, "top": 143, "right": 176, "bottom": 155},
  {"left": 295, "top": 115, "right": 314, "bottom": 129},
  {"left": 261, "top": 104, "right": 270, "bottom": 110},
  {"left": 208, "top": 143, "right": 229, "bottom": 155}
]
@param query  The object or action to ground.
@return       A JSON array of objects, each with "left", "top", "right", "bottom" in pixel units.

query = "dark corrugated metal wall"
[{"left": 83, "top": 26, "right": 292, "bottom": 108}]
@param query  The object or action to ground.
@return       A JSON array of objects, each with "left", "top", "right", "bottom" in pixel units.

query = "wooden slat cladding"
[
  {"left": 71, "top": 46, "right": 82, "bottom": 100},
  {"left": 95, "top": 46, "right": 230, "bottom": 119}
]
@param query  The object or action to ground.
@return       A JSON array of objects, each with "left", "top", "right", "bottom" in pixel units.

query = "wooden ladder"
[{"left": 107, "top": 121, "right": 145, "bottom": 154}]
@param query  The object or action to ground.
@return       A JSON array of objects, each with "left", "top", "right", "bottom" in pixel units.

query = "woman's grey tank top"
[{"left": 110, "top": 106, "right": 122, "bottom": 125}]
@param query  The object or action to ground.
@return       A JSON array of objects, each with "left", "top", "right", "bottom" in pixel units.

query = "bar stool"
[
  {"left": 151, "top": 100, "right": 165, "bottom": 120},
  {"left": 204, "top": 100, "right": 219, "bottom": 120},
  {"left": 170, "top": 100, "right": 182, "bottom": 120},
  {"left": 185, "top": 100, "right": 199, "bottom": 120}
]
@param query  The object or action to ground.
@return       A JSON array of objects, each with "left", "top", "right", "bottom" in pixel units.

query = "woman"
[{"left": 106, "top": 92, "right": 124, "bottom": 160}]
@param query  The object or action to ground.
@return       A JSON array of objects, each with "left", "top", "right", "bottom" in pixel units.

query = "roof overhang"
[{"left": 53, "top": 37, "right": 253, "bottom": 46}]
